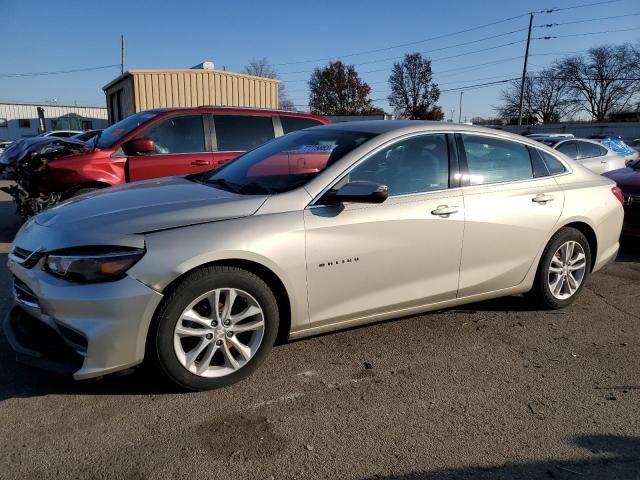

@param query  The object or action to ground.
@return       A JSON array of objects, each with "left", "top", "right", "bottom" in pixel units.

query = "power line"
[
  {"left": 279, "top": 28, "right": 528, "bottom": 76},
  {"left": 0, "top": 64, "right": 120, "bottom": 78},
  {"left": 535, "top": 26, "right": 639, "bottom": 40},
  {"left": 283, "top": 40, "right": 527, "bottom": 83},
  {"left": 272, "top": 13, "right": 531, "bottom": 67},
  {"left": 273, "top": 0, "right": 623, "bottom": 68},
  {"left": 535, "top": 11, "right": 640, "bottom": 28},
  {"left": 532, "top": 0, "right": 622, "bottom": 14}
]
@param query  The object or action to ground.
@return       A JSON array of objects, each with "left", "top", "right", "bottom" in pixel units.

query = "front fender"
[{"left": 129, "top": 211, "right": 309, "bottom": 332}]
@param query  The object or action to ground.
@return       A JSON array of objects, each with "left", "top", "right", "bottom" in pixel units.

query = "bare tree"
[
  {"left": 555, "top": 44, "right": 640, "bottom": 121},
  {"left": 388, "top": 53, "right": 443, "bottom": 120},
  {"left": 244, "top": 57, "right": 292, "bottom": 109},
  {"left": 308, "top": 61, "right": 382, "bottom": 115},
  {"left": 495, "top": 68, "right": 577, "bottom": 124}
]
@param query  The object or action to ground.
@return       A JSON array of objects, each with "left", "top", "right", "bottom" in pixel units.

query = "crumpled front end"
[
  {"left": 0, "top": 137, "right": 92, "bottom": 217},
  {"left": 5, "top": 245, "right": 164, "bottom": 380}
]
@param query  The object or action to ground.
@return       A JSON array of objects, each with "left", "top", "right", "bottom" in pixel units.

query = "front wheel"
[
  {"left": 531, "top": 227, "right": 592, "bottom": 309},
  {"left": 148, "top": 266, "right": 279, "bottom": 391}
]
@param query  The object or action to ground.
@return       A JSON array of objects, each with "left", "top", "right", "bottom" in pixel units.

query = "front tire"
[
  {"left": 532, "top": 227, "right": 592, "bottom": 309},
  {"left": 148, "top": 266, "right": 279, "bottom": 391}
]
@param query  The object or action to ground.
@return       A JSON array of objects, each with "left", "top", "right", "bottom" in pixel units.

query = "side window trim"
[
  {"left": 311, "top": 131, "right": 455, "bottom": 207},
  {"left": 273, "top": 116, "right": 284, "bottom": 137},
  {"left": 204, "top": 113, "right": 216, "bottom": 152}
]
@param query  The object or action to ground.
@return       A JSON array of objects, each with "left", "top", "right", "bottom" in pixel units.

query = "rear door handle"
[
  {"left": 532, "top": 194, "right": 554, "bottom": 204},
  {"left": 191, "top": 160, "right": 211, "bottom": 166},
  {"left": 431, "top": 205, "right": 459, "bottom": 217}
]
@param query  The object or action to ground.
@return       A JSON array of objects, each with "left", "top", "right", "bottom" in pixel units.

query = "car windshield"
[
  {"left": 203, "top": 128, "right": 377, "bottom": 194},
  {"left": 96, "top": 111, "right": 160, "bottom": 149}
]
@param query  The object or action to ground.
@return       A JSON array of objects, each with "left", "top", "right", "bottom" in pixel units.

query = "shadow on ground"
[{"left": 364, "top": 435, "right": 640, "bottom": 480}]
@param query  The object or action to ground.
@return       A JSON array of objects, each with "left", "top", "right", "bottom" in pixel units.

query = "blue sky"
[{"left": 1, "top": 0, "right": 638, "bottom": 119}]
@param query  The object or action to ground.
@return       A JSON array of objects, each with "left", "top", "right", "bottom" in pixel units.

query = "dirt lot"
[{"left": 0, "top": 180, "right": 639, "bottom": 479}]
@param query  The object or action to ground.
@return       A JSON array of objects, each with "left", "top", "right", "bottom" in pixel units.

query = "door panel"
[
  {"left": 304, "top": 191, "right": 464, "bottom": 327},
  {"left": 304, "top": 132, "right": 463, "bottom": 328},
  {"left": 459, "top": 178, "right": 563, "bottom": 296},
  {"left": 458, "top": 134, "right": 564, "bottom": 297},
  {"left": 128, "top": 114, "right": 211, "bottom": 181}
]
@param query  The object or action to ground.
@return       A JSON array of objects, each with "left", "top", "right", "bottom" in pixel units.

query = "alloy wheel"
[
  {"left": 547, "top": 240, "right": 587, "bottom": 300},
  {"left": 173, "top": 288, "right": 265, "bottom": 377}
]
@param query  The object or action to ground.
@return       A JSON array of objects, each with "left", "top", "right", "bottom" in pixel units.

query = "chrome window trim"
[{"left": 309, "top": 131, "right": 455, "bottom": 208}]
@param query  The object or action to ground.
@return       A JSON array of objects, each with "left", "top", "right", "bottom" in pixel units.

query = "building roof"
[
  {"left": 102, "top": 68, "right": 280, "bottom": 91},
  {"left": 0, "top": 101, "right": 106, "bottom": 109}
]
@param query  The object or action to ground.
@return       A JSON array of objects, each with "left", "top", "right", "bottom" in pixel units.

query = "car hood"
[
  {"left": 603, "top": 166, "right": 640, "bottom": 193},
  {"left": 33, "top": 176, "right": 268, "bottom": 235}
]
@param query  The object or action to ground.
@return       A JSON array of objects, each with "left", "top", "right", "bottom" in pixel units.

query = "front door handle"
[
  {"left": 532, "top": 194, "right": 554, "bottom": 204},
  {"left": 600, "top": 160, "right": 608, "bottom": 164},
  {"left": 431, "top": 205, "right": 459, "bottom": 217},
  {"left": 191, "top": 160, "right": 211, "bottom": 166}
]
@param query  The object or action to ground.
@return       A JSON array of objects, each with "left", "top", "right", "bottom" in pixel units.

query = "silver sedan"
[
  {"left": 552, "top": 138, "right": 627, "bottom": 174},
  {"left": 5, "top": 121, "right": 624, "bottom": 390}
]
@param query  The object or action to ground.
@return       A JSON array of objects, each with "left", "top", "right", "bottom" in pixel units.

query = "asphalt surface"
[{"left": 0, "top": 180, "right": 639, "bottom": 479}]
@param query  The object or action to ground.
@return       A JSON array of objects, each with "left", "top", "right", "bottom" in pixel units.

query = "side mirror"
[
  {"left": 322, "top": 181, "right": 389, "bottom": 205},
  {"left": 122, "top": 137, "right": 155, "bottom": 156}
]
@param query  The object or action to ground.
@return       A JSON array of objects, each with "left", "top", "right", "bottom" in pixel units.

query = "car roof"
[
  {"left": 308, "top": 120, "right": 540, "bottom": 141},
  {"left": 141, "top": 106, "right": 328, "bottom": 121}
]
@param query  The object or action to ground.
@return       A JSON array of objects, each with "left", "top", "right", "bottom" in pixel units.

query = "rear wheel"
[
  {"left": 532, "top": 227, "right": 591, "bottom": 309},
  {"left": 148, "top": 266, "right": 279, "bottom": 391}
]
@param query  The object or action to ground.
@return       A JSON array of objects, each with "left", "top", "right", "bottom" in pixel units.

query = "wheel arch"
[
  {"left": 557, "top": 220, "right": 598, "bottom": 272},
  {"left": 158, "top": 259, "right": 292, "bottom": 345}
]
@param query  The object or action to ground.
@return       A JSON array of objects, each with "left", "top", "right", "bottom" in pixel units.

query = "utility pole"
[
  {"left": 458, "top": 91, "right": 464, "bottom": 123},
  {"left": 518, "top": 13, "right": 533, "bottom": 126},
  {"left": 120, "top": 35, "right": 125, "bottom": 75}
]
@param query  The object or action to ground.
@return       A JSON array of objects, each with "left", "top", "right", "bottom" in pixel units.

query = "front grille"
[
  {"left": 624, "top": 194, "right": 640, "bottom": 206},
  {"left": 12, "top": 276, "right": 39, "bottom": 308}
]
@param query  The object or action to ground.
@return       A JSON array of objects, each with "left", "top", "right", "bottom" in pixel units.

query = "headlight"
[{"left": 45, "top": 247, "right": 145, "bottom": 282}]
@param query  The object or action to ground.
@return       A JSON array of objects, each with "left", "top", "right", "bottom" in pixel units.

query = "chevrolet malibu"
[{"left": 5, "top": 121, "right": 624, "bottom": 390}]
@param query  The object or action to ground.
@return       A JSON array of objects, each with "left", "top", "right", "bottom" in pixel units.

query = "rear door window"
[
  {"left": 461, "top": 135, "right": 533, "bottom": 185},
  {"left": 577, "top": 141, "right": 604, "bottom": 158},
  {"left": 280, "top": 116, "right": 324, "bottom": 134},
  {"left": 214, "top": 115, "right": 275, "bottom": 151},
  {"left": 556, "top": 141, "right": 579, "bottom": 159},
  {"left": 140, "top": 115, "right": 205, "bottom": 154}
]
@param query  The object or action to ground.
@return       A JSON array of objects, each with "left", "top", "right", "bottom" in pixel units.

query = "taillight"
[{"left": 612, "top": 186, "right": 625, "bottom": 205}]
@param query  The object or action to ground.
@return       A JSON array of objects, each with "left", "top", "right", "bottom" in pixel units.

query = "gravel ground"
[{"left": 0, "top": 180, "right": 639, "bottom": 479}]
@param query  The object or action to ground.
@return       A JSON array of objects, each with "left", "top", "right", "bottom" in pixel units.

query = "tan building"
[{"left": 103, "top": 64, "right": 280, "bottom": 124}]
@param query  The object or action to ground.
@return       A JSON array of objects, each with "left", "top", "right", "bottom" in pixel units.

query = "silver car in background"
[
  {"left": 552, "top": 138, "right": 628, "bottom": 174},
  {"left": 5, "top": 121, "right": 624, "bottom": 390}
]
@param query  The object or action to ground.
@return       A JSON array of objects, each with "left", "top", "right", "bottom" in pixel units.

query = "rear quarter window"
[
  {"left": 280, "top": 116, "right": 324, "bottom": 134},
  {"left": 539, "top": 150, "right": 568, "bottom": 175}
]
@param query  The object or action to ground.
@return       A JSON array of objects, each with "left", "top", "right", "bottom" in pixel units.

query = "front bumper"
[{"left": 6, "top": 257, "right": 163, "bottom": 380}]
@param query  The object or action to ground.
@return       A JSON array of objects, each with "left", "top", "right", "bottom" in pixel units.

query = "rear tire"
[
  {"left": 148, "top": 266, "right": 279, "bottom": 391},
  {"left": 531, "top": 227, "right": 592, "bottom": 309}
]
